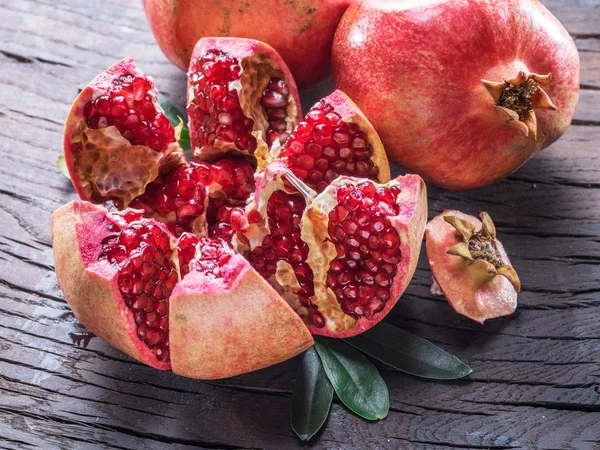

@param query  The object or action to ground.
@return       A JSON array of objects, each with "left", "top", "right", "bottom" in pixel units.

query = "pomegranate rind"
[
  {"left": 425, "top": 210, "right": 518, "bottom": 323},
  {"left": 64, "top": 57, "right": 184, "bottom": 207},
  {"left": 51, "top": 201, "right": 171, "bottom": 370},
  {"left": 169, "top": 253, "right": 314, "bottom": 379},
  {"left": 302, "top": 174, "right": 427, "bottom": 337},
  {"left": 187, "top": 37, "right": 303, "bottom": 169},
  {"left": 321, "top": 90, "right": 391, "bottom": 184}
]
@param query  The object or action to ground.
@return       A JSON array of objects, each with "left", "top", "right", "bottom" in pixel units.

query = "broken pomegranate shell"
[
  {"left": 187, "top": 37, "right": 302, "bottom": 168},
  {"left": 52, "top": 201, "right": 313, "bottom": 378},
  {"left": 426, "top": 210, "right": 520, "bottom": 323},
  {"left": 170, "top": 234, "right": 313, "bottom": 379},
  {"left": 300, "top": 174, "right": 427, "bottom": 337},
  {"left": 64, "top": 57, "right": 184, "bottom": 207},
  {"left": 277, "top": 89, "right": 390, "bottom": 192}
]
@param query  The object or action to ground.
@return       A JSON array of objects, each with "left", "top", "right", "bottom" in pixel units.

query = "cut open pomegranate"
[
  {"left": 187, "top": 38, "right": 303, "bottom": 168},
  {"left": 52, "top": 202, "right": 313, "bottom": 378},
  {"left": 64, "top": 57, "right": 184, "bottom": 207}
]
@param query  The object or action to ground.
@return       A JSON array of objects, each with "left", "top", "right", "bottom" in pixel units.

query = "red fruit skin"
[
  {"left": 170, "top": 254, "right": 314, "bottom": 379},
  {"left": 142, "top": 0, "right": 350, "bottom": 87},
  {"left": 187, "top": 37, "right": 303, "bottom": 164},
  {"left": 304, "top": 174, "right": 428, "bottom": 338},
  {"left": 426, "top": 210, "right": 517, "bottom": 323},
  {"left": 52, "top": 201, "right": 171, "bottom": 370},
  {"left": 332, "top": 0, "right": 580, "bottom": 190}
]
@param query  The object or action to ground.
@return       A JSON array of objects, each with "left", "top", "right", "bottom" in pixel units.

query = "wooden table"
[{"left": 1, "top": 0, "right": 598, "bottom": 448}]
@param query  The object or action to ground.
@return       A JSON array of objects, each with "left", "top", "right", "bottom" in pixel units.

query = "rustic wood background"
[{"left": 0, "top": 0, "right": 599, "bottom": 448}]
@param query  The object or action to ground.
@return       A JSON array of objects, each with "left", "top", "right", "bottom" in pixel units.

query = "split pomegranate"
[
  {"left": 141, "top": 0, "right": 350, "bottom": 87},
  {"left": 426, "top": 210, "right": 520, "bottom": 323},
  {"left": 332, "top": 0, "right": 580, "bottom": 189},
  {"left": 52, "top": 202, "right": 313, "bottom": 378},
  {"left": 64, "top": 57, "right": 184, "bottom": 206},
  {"left": 240, "top": 165, "right": 427, "bottom": 337},
  {"left": 277, "top": 90, "right": 390, "bottom": 192},
  {"left": 187, "top": 38, "right": 302, "bottom": 167}
]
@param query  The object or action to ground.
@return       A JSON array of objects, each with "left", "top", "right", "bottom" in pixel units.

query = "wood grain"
[{"left": 0, "top": 0, "right": 599, "bottom": 448}]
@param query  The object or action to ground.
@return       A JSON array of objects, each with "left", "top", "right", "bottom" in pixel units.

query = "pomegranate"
[
  {"left": 187, "top": 38, "right": 302, "bottom": 167},
  {"left": 276, "top": 89, "right": 390, "bottom": 192},
  {"left": 240, "top": 164, "right": 427, "bottom": 337},
  {"left": 426, "top": 210, "right": 520, "bottom": 323},
  {"left": 141, "top": 0, "right": 350, "bottom": 87},
  {"left": 129, "top": 157, "right": 255, "bottom": 236},
  {"left": 52, "top": 201, "right": 313, "bottom": 378},
  {"left": 332, "top": 0, "right": 580, "bottom": 189},
  {"left": 64, "top": 57, "right": 184, "bottom": 206}
]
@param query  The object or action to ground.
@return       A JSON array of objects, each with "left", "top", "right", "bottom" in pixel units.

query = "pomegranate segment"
[
  {"left": 426, "top": 210, "right": 520, "bottom": 323},
  {"left": 52, "top": 201, "right": 178, "bottom": 370},
  {"left": 101, "top": 218, "right": 178, "bottom": 363},
  {"left": 64, "top": 57, "right": 184, "bottom": 207},
  {"left": 277, "top": 90, "right": 390, "bottom": 192},
  {"left": 187, "top": 38, "right": 302, "bottom": 168},
  {"left": 301, "top": 174, "right": 427, "bottom": 337},
  {"left": 169, "top": 236, "right": 314, "bottom": 379}
]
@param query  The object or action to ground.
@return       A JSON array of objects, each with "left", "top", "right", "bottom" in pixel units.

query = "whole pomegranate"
[
  {"left": 142, "top": 0, "right": 350, "bottom": 87},
  {"left": 332, "top": 0, "right": 580, "bottom": 190}
]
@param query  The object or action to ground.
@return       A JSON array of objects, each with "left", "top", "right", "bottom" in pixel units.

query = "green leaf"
[
  {"left": 156, "top": 93, "right": 190, "bottom": 150},
  {"left": 56, "top": 155, "right": 70, "bottom": 180},
  {"left": 345, "top": 322, "right": 472, "bottom": 380},
  {"left": 314, "top": 338, "right": 389, "bottom": 421},
  {"left": 290, "top": 347, "right": 333, "bottom": 441}
]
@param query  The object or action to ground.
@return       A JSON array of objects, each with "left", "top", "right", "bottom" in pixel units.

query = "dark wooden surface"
[{"left": 1, "top": 0, "right": 599, "bottom": 448}]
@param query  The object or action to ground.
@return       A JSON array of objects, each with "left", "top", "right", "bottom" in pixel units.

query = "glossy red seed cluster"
[
  {"left": 248, "top": 191, "right": 315, "bottom": 303},
  {"left": 130, "top": 163, "right": 210, "bottom": 236},
  {"left": 188, "top": 50, "right": 257, "bottom": 153},
  {"left": 83, "top": 74, "right": 175, "bottom": 152},
  {"left": 178, "top": 233, "right": 232, "bottom": 279},
  {"left": 209, "top": 157, "right": 256, "bottom": 201},
  {"left": 279, "top": 100, "right": 379, "bottom": 192},
  {"left": 261, "top": 78, "right": 292, "bottom": 147},
  {"left": 208, "top": 204, "right": 246, "bottom": 241},
  {"left": 101, "top": 218, "right": 178, "bottom": 362},
  {"left": 326, "top": 182, "right": 402, "bottom": 320}
]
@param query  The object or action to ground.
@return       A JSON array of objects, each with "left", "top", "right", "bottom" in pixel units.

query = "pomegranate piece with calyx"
[
  {"left": 64, "top": 57, "right": 184, "bottom": 206},
  {"left": 332, "top": 0, "right": 580, "bottom": 189},
  {"left": 187, "top": 37, "right": 302, "bottom": 168},
  {"left": 426, "top": 210, "right": 520, "bottom": 323},
  {"left": 52, "top": 202, "right": 313, "bottom": 378},
  {"left": 276, "top": 89, "right": 390, "bottom": 192}
]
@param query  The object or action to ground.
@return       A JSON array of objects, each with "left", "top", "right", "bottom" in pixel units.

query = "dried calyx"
[
  {"left": 482, "top": 72, "right": 556, "bottom": 140},
  {"left": 444, "top": 212, "right": 521, "bottom": 291}
]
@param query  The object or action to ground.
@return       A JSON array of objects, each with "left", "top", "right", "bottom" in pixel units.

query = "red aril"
[
  {"left": 64, "top": 57, "right": 184, "bottom": 206},
  {"left": 187, "top": 38, "right": 302, "bottom": 168},
  {"left": 332, "top": 0, "right": 580, "bottom": 189}
]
